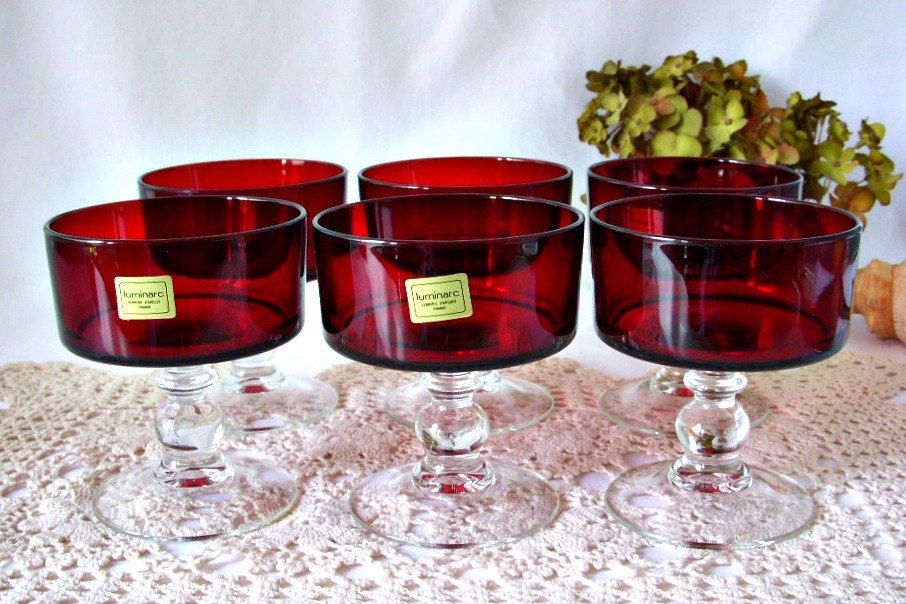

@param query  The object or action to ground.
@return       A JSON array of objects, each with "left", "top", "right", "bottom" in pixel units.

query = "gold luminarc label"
[
  {"left": 405, "top": 273, "right": 473, "bottom": 324},
  {"left": 114, "top": 276, "right": 176, "bottom": 320}
]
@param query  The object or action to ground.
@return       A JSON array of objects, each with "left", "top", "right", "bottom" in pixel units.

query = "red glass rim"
[
  {"left": 314, "top": 194, "right": 584, "bottom": 245},
  {"left": 590, "top": 193, "right": 862, "bottom": 244},
  {"left": 587, "top": 156, "right": 803, "bottom": 191},
  {"left": 138, "top": 158, "right": 346, "bottom": 193},
  {"left": 358, "top": 156, "right": 572, "bottom": 190},
  {"left": 44, "top": 196, "right": 306, "bottom": 244}
]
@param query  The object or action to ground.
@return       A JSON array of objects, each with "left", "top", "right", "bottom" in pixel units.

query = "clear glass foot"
[
  {"left": 351, "top": 460, "right": 560, "bottom": 548},
  {"left": 91, "top": 365, "right": 299, "bottom": 541},
  {"left": 353, "top": 372, "right": 560, "bottom": 547},
  {"left": 603, "top": 370, "right": 815, "bottom": 549},
  {"left": 93, "top": 450, "right": 300, "bottom": 541},
  {"left": 218, "top": 351, "right": 338, "bottom": 434},
  {"left": 604, "top": 461, "right": 816, "bottom": 549}
]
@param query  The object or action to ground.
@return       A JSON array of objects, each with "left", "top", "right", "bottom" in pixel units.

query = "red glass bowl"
[
  {"left": 45, "top": 196, "right": 305, "bottom": 366},
  {"left": 314, "top": 194, "right": 585, "bottom": 372},
  {"left": 588, "top": 157, "right": 803, "bottom": 208},
  {"left": 358, "top": 156, "right": 572, "bottom": 203},
  {"left": 590, "top": 193, "right": 861, "bottom": 371},
  {"left": 138, "top": 158, "right": 345, "bottom": 280}
]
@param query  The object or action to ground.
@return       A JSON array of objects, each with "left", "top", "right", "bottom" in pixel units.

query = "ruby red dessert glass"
[
  {"left": 588, "top": 156, "right": 804, "bottom": 437},
  {"left": 590, "top": 192, "right": 861, "bottom": 549},
  {"left": 359, "top": 156, "right": 573, "bottom": 434},
  {"left": 315, "top": 194, "right": 584, "bottom": 547},
  {"left": 139, "top": 159, "right": 345, "bottom": 433},
  {"left": 44, "top": 195, "right": 305, "bottom": 541}
]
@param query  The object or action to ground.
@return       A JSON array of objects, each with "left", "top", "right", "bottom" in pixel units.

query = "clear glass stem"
[
  {"left": 412, "top": 372, "right": 495, "bottom": 494},
  {"left": 222, "top": 351, "right": 286, "bottom": 393},
  {"left": 478, "top": 370, "right": 500, "bottom": 392},
  {"left": 153, "top": 365, "right": 233, "bottom": 488},
  {"left": 420, "top": 369, "right": 498, "bottom": 392},
  {"left": 668, "top": 370, "right": 752, "bottom": 494},
  {"left": 650, "top": 365, "right": 692, "bottom": 397}
]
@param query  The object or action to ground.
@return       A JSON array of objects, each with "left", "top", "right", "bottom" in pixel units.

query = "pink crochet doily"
[{"left": 1, "top": 353, "right": 904, "bottom": 602}]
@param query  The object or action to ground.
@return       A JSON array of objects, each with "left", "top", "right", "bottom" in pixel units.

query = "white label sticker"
[
  {"left": 405, "top": 273, "right": 473, "bottom": 324},
  {"left": 114, "top": 275, "right": 176, "bottom": 320}
]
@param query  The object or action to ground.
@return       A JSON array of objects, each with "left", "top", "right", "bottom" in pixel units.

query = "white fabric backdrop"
[{"left": 2, "top": 0, "right": 906, "bottom": 368}]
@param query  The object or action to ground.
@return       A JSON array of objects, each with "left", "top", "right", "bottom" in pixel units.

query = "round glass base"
[
  {"left": 604, "top": 460, "right": 817, "bottom": 550},
  {"left": 217, "top": 376, "right": 339, "bottom": 434},
  {"left": 92, "top": 451, "right": 299, "bottom": 541},
  {"left": 350, "top": 459, "right": 560, "bottom": 548},
  {"left": 598, "top": 376, "right": 772, "bottom": 437},
  {"left": 384, "top": 373, "right": 554, "bottom": 434}
]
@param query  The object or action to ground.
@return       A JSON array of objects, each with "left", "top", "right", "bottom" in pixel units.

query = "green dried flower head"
[
  {"left": 704, "top": 90, "right": 747, "bottom": 152},
  {"left": 577, "top": 50, "right": 902, "bottom": 224}
]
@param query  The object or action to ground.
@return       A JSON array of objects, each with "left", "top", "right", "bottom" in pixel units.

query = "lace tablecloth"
[{"left": 1, "top": 353, "right": 905, "bottom": 602}]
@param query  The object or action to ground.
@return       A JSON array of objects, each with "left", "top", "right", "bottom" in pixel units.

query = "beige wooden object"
[{"left": 852, "top": 258, "right": 906, "bottom": 341}]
